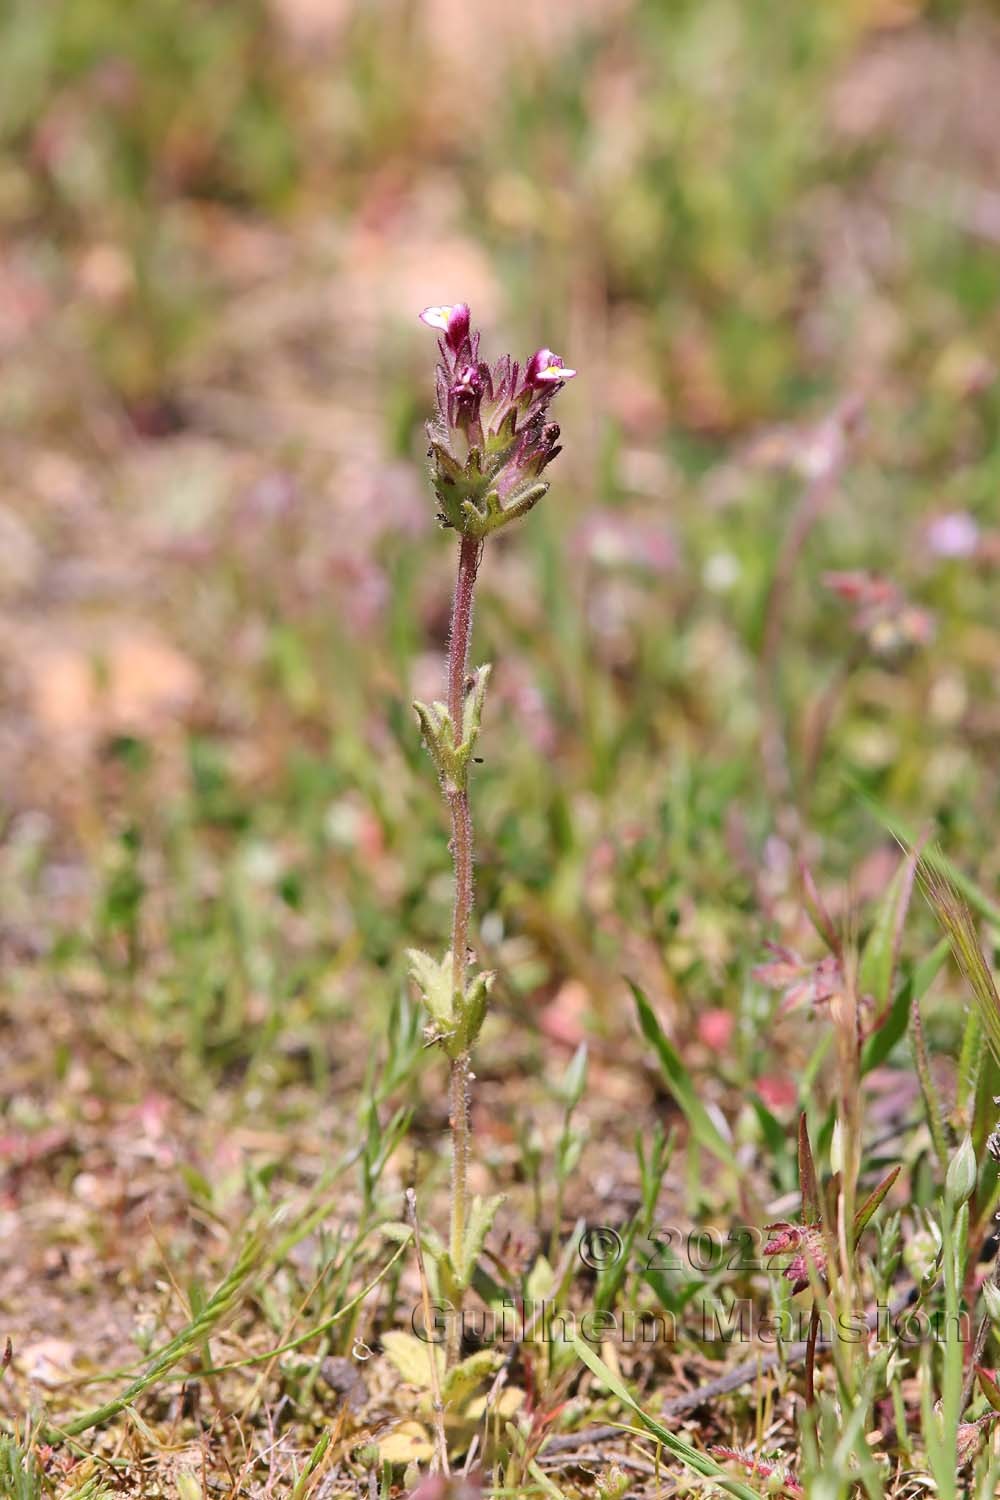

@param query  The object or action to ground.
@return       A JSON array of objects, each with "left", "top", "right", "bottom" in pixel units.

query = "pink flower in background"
[
  {"left": 753, "top": 943, "right": 845, "bottom": 1014},
  {"left": 956, "top": 1415, "right": 997, "bottom": 1464},
  {"left": 823, "top": 570, "right": 933, "bottom": 653},
  {"left": 756, "top": 1074, "right": 798, "bottom": 1113},
  {"left": 571, "top": 510, "right": 678, "bottom": 574},
  {"left": 697, "top": 1008, "right": 734, "bottom": 1050},
  {"left": 763, "top": 1221, "right": 828, "bottom": 1291},
  {"left": 924, "top": 511, "right": 979, "bottom": 560},
  {"left": 710, "top": 1447, "right": 804, "bottom": 1497}
]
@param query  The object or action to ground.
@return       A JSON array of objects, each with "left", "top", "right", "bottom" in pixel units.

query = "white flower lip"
[
  {"left": 420, "top": 305, "right": 456, "bottom": 331},
  {"left": 532, "top": 348, "right": 577, "bottom": 382},
  {"left": 538, "top": 361, "right": 576, "bottom": 382}
]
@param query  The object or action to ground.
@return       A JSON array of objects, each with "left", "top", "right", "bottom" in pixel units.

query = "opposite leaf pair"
[
  {"left": 406, "top": 946, "right": 494, "bottom": 1058},
  {"left": 413, "top": 665, "right": 491, "bottom": 795}
]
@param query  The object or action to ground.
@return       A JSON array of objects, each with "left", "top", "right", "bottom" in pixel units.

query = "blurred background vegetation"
[{"left": 1, "top": 0, "right": 999, "bottom": 1437}]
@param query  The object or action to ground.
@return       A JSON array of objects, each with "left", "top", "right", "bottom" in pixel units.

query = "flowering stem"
[
  {"left": 414, "top": 302, "right": 574, "bottom": 1376},
  {"left": 446, "top": 532, "right": 481, "bottom": 1363}
]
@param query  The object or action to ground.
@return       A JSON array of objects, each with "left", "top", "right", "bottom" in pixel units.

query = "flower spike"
[{"left": 419, "top": 303, "right": 575, "bottom": 538}]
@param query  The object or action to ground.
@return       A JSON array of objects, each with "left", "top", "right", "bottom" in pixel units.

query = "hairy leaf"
[
  {"left": 853, "top": 1165, "right": 900, "bottom": 1240},
  {"left": 798, "top": 1113, "right": 821, "bottom": 1225},
  {"left": 406, "top": 947, "right": 455, "bottom": 1030}
]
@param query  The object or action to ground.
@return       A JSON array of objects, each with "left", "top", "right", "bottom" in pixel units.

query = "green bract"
[
  {"left": 412, "top": 664, "right": 490, "bottom": 791},
  {"left": 405, "top": 946, "right": 494, "bottom": 1057}
]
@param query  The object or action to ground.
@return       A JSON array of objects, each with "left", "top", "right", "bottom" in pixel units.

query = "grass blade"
[
  {"left": 853, "top": 1165, "right": 900, "bottom": 1240},
  {"left": 919, "top": 854, "right": 1000, "bottom": 1068},
  {"left": 853, "top": 789, "right": 1000, "bottom": 927},
  {"left": 629, "top": 981, "right": 732, "bottom": 1164},
  {"left": 571, "top": 1337, "right": 761, "bottom": 1498},
  {"left": 861, "top": 938, "right": 949, "bottom": 1076},
  {"left": 49, "top": 1233, "right": 409, "bottom": 1439},
  {"left": 859, "top": 848, "right": 919, "bottom": 1021},
  {"left": 910, "top": 997, "right": 948, "bottom": 1169}
]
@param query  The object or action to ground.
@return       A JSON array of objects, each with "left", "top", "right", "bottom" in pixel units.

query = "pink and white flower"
[
  {"left": 525, "top": 348, "right": 577, "bottom": 386},
  {"left": 419, "top": 303, "right": 471, "bottom": 354}
]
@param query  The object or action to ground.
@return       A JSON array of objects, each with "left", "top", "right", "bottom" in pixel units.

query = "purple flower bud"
[
  {"left": 516, "top": 421, "right": 561, "bottom": 481},
  {"left": 449, "top": 363, "right": 484, "bottom": 436}
]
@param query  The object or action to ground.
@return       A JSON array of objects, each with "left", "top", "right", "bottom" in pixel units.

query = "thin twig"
[{"left": 804, "top": 1303, "right": 820, "bottom": 1407}]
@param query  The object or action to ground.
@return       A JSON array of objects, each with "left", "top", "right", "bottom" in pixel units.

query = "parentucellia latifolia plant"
[{"left": 407, "top": 302, "right": 575, "bottom": 1365}]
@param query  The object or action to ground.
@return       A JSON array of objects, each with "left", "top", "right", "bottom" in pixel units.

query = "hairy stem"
[
  {"left": 447, "top": 535, "right": 481, "bottom": 995},
  {"left": 447, "top": 1051, "right": 470, "bottom": 1366},
  {"left": 445, "top": 533, "right": 482, "bottom": 1365},
  {"left": 447, "top": 789, "right": 474, "bottom": 1001}
]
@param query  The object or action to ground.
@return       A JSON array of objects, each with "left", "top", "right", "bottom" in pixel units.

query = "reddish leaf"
[
  {"left": 798, "top": 1112, "right": 821, "bottom": 1225},
  {"left": 977, "top": 1366, "right": 1000, "bottom": 1415},
  {"left": 853, "top": 1165, "right": 900, "bottom": 1240}
]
